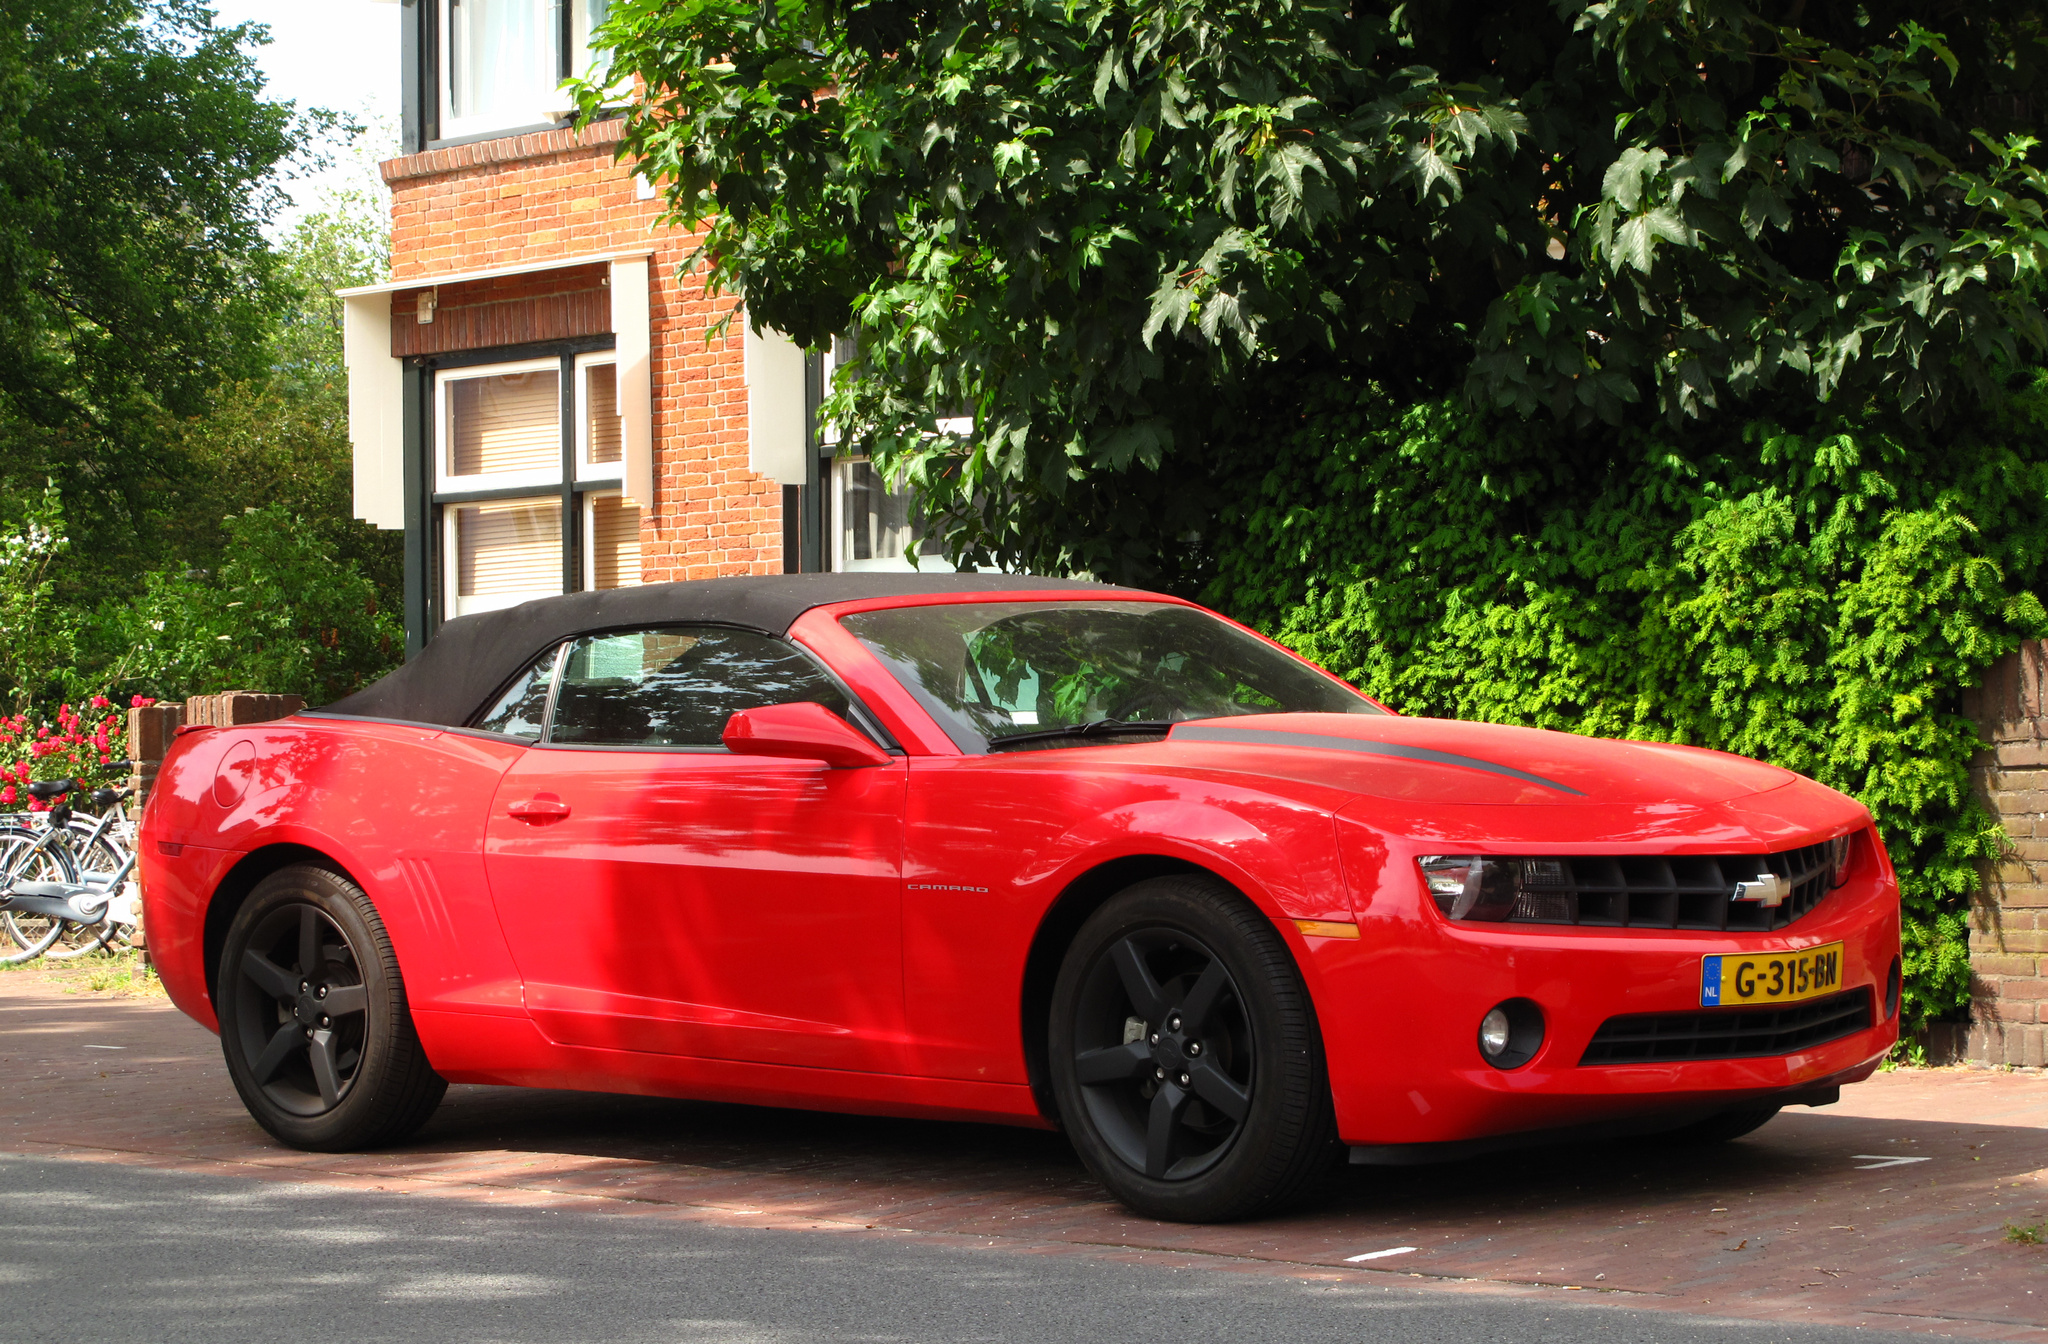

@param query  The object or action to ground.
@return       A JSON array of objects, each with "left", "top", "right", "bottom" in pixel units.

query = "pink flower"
[
  {"left": 0, "top": 786, "right": 13, "bottom": 805},
  {"left": 90, "top": 696, "right": 109, "bottom": 709}
]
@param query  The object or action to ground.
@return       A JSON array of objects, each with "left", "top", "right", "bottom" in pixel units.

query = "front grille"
[
  {"left": 1502, "top": 842, "right": 1833, "bottom": 931},
  {"left": 1580, "top": 988, "right": 1873, "bottom": 1065}
]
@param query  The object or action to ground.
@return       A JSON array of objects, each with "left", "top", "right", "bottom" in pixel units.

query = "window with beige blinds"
[
  {"left": 434, "top": 355, "right": 641, "bottom": 624},
  {"left": 454, "top": 498, "right": 562, "bottom": 615},
  {"left": 447, "top": 370, "right": 561, "bottom": 478},
  {"left": 589, "top": 493, "right": 641, "bottom": 590},
  {"left": 583, "top": 362, "right": 622, "bottom": 466}
]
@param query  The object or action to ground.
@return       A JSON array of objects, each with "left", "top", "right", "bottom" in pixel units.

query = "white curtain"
[{"left": 449, "top": 0, "right": 557, "bottom": 125}]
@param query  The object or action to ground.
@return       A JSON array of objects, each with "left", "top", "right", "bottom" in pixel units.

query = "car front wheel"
[
  {"left": 1048, "top": 874, "right": 1340, "bottom": 1222},
  {"left": 217, "top": 864, "right": 446, "bottom": 1151}
]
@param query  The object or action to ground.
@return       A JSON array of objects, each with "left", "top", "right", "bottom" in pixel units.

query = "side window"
[
  {"left": 472, "top": 644, "right": 562, "bottom": 739},
  {"left": 549, "top": 626, "right": 854, "bottom": 748}
]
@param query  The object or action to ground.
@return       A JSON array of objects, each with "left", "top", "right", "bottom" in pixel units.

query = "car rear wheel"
[
  {"left": 218, "top": 864, "right": 446, "bottom": 1150},
  {"left": 1048, "top": 874, "right": 1341, "bottom": 1222}
]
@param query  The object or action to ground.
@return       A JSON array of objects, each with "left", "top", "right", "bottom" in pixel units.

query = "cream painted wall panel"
[
  {"left": 609, "top": 257, "right": 653, "bottom": 506},
  {"left": 343, "top": 293, "right": 405, "bottom": 530},
  {"left": 744, "top": 319, "right": 808, "bottom": 486}
]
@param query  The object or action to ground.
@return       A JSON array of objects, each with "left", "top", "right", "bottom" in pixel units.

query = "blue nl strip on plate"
[{"left": 1700, "top": 955, "right": 1723, "bottom": 1006}]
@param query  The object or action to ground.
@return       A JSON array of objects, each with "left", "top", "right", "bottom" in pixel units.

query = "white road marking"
[
  {"left": 1851, "top": 1155, "right": 1931, "bottom": 1170},
  {"left": 1345, "top": 1247, "right": 1418, "bottom": 1262},
  {"left": 82, "top": 1045, "right": 125, "bottom": 1050}
]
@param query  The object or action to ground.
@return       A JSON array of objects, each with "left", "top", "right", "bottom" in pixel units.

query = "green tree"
[
  {"left": 0, "top": 0, "right": 312, "bottom": 567},
  {"left": 584, "top": 0, "right": 2048, "bottom": 582},
  {"left": 0, "top": 484, "right": 77, "bottom": 712},
  {"left": 161, "top": 169, "right": 404, "bottom": 609},
  {"left": 115, "top": 504, "right": 401, "bottom": 706}
]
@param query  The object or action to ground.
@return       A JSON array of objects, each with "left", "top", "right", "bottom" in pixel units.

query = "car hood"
[{"left": 1163, "top": 713, "right": 1797, "bottom": 808}]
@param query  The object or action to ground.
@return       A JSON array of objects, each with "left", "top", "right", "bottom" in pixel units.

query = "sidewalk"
[{"left": 4, "top": 973, "right": 2043, "bottom": 1338}]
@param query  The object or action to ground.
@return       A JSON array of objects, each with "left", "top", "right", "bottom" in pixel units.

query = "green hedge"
[{"left": 1208, "top": 380, "right": 2048, "bottom": 1032}]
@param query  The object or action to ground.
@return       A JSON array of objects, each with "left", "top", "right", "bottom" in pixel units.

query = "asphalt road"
[{"left": 0, "top": 1152, "right": 1930, "bottom": 1344}]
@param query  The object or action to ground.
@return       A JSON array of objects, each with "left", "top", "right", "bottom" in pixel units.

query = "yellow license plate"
[{"left": 1700, "top": 942, "right": 1846, "bottom": 1007}]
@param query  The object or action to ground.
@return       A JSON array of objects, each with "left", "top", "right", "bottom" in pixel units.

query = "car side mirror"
[{"left": 722, "top": 702, "right": 892, "bottom": 768}]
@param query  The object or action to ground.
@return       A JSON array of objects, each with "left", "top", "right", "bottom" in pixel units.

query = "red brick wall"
[
  {"left": 1961, "top": 644, "right": 2048, "bottom": 1070},
  {"left": 381, "top": 120, "right": 783, "bottom": 580},
  {"left": 390, "top": 263, "right": 611, "bottom": 356}
]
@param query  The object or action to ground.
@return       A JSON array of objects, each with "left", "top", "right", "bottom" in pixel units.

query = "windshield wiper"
[{"left": 984, "top": 719, "right": 1177, "bottom": 751}]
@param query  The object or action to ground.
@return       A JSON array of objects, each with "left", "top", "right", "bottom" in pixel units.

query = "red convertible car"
[{"left": 140, "top": 575, "right": 1900, "bottom": 1221}]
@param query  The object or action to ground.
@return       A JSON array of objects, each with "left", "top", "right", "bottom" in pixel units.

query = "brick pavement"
[{"left": 5, "top": 977, "right": 2044, "bottom": 1338}]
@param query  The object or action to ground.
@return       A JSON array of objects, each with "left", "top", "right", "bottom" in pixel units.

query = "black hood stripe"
[{"left": 1169, "top": 725, "right": 1587, "bottom": 797}]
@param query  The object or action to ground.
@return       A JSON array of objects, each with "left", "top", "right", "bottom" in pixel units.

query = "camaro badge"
[{"left": 1730, "top": 873, "right": 1790, "bottom": 907}]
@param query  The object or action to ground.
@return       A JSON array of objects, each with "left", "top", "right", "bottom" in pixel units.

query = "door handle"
[{"left": 507, "top": 796, "right": 571, "bottom": 822}]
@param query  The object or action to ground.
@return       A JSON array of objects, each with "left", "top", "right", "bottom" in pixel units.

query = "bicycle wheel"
[
  {"left": 41, "top": 826, "right": 124, "bottom": 960},
  {"left": 1, "top": 833, "right": 78, "bottom": 965}
]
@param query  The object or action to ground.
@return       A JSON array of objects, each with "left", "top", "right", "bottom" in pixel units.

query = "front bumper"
[{"left": 1305, "top": 864, "right": 1901, "bottom": 1148}]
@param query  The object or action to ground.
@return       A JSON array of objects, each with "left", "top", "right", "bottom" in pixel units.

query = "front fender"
[{"left": 1014, "top": 797, "right": 1351, "bottom": 926}]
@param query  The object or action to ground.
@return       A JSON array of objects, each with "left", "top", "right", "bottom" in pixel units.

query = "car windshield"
[{"left": 839, "top": 600, "right": 1384, "bottom": 752}]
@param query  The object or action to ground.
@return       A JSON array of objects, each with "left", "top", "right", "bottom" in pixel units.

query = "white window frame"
[
  {"left": 830, "top": 455, "right": 959, "bottom": 574},
  {"left": 438, "top": 0, "right": 562, "bottom": 140},
  {"left": 579, "top": 488, "right": 638, "bottom": 592},
  {"left": 442, "top": 494, "right": 565, "bottom": 619},
  {"left": 435, "top": 356, "right": 565, "bottom": 494},
  {"left": 573, "top": 352, "right": 625, "bottom": 485}
]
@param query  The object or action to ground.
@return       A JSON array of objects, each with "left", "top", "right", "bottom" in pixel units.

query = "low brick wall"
[{"left": 1959, "top": 644, "right": 2048, "bottom": 1069}]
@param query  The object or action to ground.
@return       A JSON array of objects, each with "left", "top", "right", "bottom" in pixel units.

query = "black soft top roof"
[{"left": 317, "top": 572, "right": 1128, "bottom": 728}]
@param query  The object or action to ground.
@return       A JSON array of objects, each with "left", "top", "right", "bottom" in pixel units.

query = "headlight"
[
  {"left": 1418, "top": 855, "right": 1572, "bottom": 922},
  {"left": 1417, "top": 855, "right": 1520, "bottom": 921},
  {"left": 1827, "top": 834, "right": 1853, "bottom": 888}
]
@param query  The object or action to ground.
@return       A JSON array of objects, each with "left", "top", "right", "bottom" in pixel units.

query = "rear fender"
[{"left": 144, "top": 720, "right": 531, "bottom": 1068}]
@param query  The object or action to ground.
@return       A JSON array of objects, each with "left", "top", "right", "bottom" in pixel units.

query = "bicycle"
[{"left": 0, "top": 772, "right": 138, "bottom": 963}]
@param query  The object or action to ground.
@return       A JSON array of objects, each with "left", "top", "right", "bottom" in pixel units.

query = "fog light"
[
  {"left": 1476, "top": 998, "right": 1544, "bottom": 1070},
  {"left": 1885, "top": 956, "right": 1902, "bottom": 1021},
  {"left": 1479, "top": 1007, "right": 1512, "bottom": 1057}
]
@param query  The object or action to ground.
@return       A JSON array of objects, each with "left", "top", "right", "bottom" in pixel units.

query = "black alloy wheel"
[
  {"left": 218, "top": 864, "right": 445, "bottom": 1151},
  {"left": 1049, "top": 875, "right": 1341, "bottom": 1222}
]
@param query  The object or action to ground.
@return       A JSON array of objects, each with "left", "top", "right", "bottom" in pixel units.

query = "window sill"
[{"left": 428, "top": 118, "right": 569, "bottom": 150}]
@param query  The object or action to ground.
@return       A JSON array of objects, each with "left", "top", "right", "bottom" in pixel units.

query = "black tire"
[
  {"left": 1048, "top": 874, "right": 1341, "bottom": 1222},
  {"left": 217, "top": 864, "right": 446, "bottom": 1151},
  {"left": 1662, "top": 1104, "right": 1782, "bottom": 1145}
]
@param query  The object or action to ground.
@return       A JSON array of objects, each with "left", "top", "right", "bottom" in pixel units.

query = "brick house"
[{"left": 343, "top": 0, "right": 925, "bottom": 655}]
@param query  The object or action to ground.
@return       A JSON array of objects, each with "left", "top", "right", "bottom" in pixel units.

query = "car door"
[{"left": 481, "top": 624, "right": 909, "bottom": 1073}]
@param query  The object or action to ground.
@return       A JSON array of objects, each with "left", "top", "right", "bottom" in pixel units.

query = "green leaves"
[
  {"left": 118, "top": 505, "right": 400, "bottom": 705},
  {"left": 0, "top": 0, "right": 305, "bottom": 434}
]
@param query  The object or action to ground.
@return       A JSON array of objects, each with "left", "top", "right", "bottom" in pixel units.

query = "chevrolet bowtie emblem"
[{"left": 1731, "top": 873, "right": 1790, "bottom": 907}]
